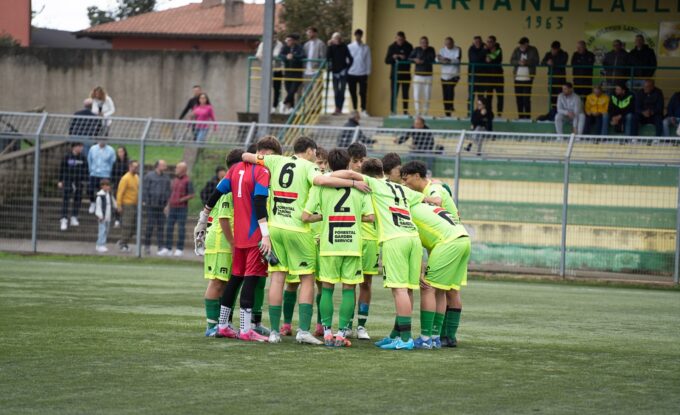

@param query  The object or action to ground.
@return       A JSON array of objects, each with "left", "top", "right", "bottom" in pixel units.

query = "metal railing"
[{"left": 0, "top": 110, "right": 678, "bottom": 284}]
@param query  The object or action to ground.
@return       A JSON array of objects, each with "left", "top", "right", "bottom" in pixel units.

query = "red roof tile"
[{"left": 82, "top": 2, "right": 281, "bottom": 40}]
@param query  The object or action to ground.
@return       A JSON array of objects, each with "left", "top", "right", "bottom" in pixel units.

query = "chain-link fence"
[{"left": 0, "top": 111, "right": 678, "bottom": 284}]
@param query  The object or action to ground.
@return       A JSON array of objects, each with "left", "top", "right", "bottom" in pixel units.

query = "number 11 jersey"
[{"left": 363, "top": 176, "right": 424, "bottom": 243}]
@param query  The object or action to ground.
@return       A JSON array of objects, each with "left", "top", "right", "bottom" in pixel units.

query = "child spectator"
[
  {"left": 95, "top": 179, "right": 116, "bottom": 253},
  {"left": 58, "top": 142, "right": 88, "bottom": 231},
  {"left": 192, "top": 93, "right": 216, "bottom": 142}
]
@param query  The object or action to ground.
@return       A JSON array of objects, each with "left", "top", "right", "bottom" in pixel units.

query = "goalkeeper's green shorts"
[{"left": 204, "top": 251, "right": 231, "bottom": 281}]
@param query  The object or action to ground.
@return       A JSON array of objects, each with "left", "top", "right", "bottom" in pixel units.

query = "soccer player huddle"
[{"left": 194, "top": 134, "right": 470, "bottom": 350}]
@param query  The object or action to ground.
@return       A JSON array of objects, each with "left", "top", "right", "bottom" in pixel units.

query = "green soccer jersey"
[
  {"left": 205, "top": 194, "right": 233, "bottom": 253},
  {"left": 259, "top": 154, "right": 321, "bottom": 233},
  {"left": 363, "top": 175, "right": 424, "bottom": 242},
  {"left": 411, "top": 202, "right": 469, "bottom": 252},
  {"left": 423, "top": 180, "right": 459, "bottom": 220},
  {"left": 305, "top": 184, "right": 373, "bottom": 256}
]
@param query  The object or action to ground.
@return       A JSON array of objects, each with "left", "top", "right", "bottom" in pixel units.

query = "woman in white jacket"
[{"left": 90, "top": 86, "right": 116, "bottom": 134}]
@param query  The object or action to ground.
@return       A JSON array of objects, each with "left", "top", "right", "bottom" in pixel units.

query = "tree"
[
  {"left": 87, "top": 0, "right": 156, "bottom": 27},
  {"left": 0, "top": 34, "right": 21, "bottom": 48},
  {"left": 280, "top": 0, "right": 352, "bottom": 43}
]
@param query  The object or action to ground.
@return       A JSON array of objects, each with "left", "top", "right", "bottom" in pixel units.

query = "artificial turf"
[{"left": 0, "top": 254, "right": 678, "bottom": 414}]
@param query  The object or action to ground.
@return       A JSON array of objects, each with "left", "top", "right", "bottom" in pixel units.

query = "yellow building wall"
[{"left": 354, "top": 0, "right": 680, "bottom": 117}]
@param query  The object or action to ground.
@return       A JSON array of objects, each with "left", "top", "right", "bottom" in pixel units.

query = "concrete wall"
[{"left": 0, "top": 47, "right": 250, "bottom": 120}]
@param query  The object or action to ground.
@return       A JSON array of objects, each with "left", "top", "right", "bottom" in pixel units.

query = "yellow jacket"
[
  {"left": 116, "top": 172, "right": 139, "bottom": 206},
  {"left": 585, "top": 93, "right": 609, "bottom": 115}
]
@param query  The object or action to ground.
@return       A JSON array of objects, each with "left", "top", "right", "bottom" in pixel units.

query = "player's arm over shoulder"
[{"left": 405, "top": 185, "right": 425, "bottom": 206}]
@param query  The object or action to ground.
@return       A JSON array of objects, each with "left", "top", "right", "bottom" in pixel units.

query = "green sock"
[
  {"left": 204, "top": 298, "right": 220, "bottom": 328},
  {"left": 420, "top": 310, "right": 435, "bottom": 338},
  {"left": 396, "top": 315, "right": 412, "bottom": 342},
  {"left": 315, "top": 292, "right": 322, "bottom": 324},
  {"left": 433, "top": 312, "right": 445, "bottom": 336},
  {"left": 298, "top": 303, "right": 313, "bottom": 332},
  {"left": 441, "top": 313, "right": 449, "bottom": 337},
  {"left": 358, "top": 302, "right": 369, "bottom": 327},
  {"left": 389, "top": 316, "right": 400, "bottom": 339},
  {"left": 283, "top": 290, "right": 297, "bottom": 324},
  {"left": 320, "top": 287, "right": 334, "bottom": 328},
  {"left": 445, "top": 308, "right": 462, "bottom": 340},
  {"left": 269, "top": 305, "right": 282, "bottom": 332},
  {"left": 339, "top": 289, "right": 356, "bottom": 331},
  {"left": 253, "top": 277, "right": 266, "bottom": 323}
]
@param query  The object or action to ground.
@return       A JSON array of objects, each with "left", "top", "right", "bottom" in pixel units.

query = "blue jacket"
[
  {"left": 87, "top": 144, "right": 116, "bottom": 178},
  {"left": 667, "top": 92, "right": 680, "bottom": 118}
]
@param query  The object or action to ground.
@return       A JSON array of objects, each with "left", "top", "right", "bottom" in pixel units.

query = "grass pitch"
[{"left": 1, "top": 254, "right": 679, "bottom": 414}]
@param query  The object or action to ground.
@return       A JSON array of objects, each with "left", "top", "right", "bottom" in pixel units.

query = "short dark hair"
[
  {"left": 400, "top": 160, "right": 427, "bottom": 179},
  {"left": 100, "top": 178, "right": 111, "bottom": 186},
  {"left": 551, "top": 40, "right": 561, "bottom": 49},
  {"left": 473, "top": 35, "right": 482, "bottom": 41},
  {"left": 307, "top": 27, "right": 318, "bottom": 33},
  {"left": 215, "top": 165, "right": 226, "bottom": 174},
  {"left": 519, "top": 37, "right": 529, "bottom": 44},
  {"left": 71, "top": 142, "right": 83, "bottom": 148},
  {"left": 225, "top": 150, "right": 243, "bottom": 168},
  {"left": 488, "top": 35, "right": 496, "bottom": 42},
  {"left": 316, "top": 146, "right": 328, "bottom": 161},
  {"left": 256, "top": 135, "right": 282, "bottom": 155},
  {"left": 361, "top": 158, "right": 383, "bottom": 178},
  {"left": 347, "top": 142, "right": 367, "bottom": 160},
  {"left": 354, "top": 28, "right": 364, "bottom": 36},
  {"left": 420, "top": 36, "right": 429, "bottom": 43},
  {"left": 381, "top": 152, "right": 402, "bottom": 174},
  {"left": 564, "top": 82, "right": 573, "bottom": 89},
  {"left": 396, "top": 31, "right": 406, "bottom": 38},
  {"left": 192, "top": 85, "right": 201, "bottom": 89},
  {"left": 327, "top": 148, "right": 350, "bottom": 171},
  {"left": 246, "top": 143, "right": 257, "bottom": 153},
  {"left": 129, "top": 159, "right": 138, "bottom": 166},
  {"left": 293, "top": 136, "right": 317, "bottom": 154}
]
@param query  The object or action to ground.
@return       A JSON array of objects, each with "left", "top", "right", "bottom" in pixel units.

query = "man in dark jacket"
[
  {"left": 571, "top": 40, "right": 595, "bottom": 98},
  {"left": 484, "top": 35, "right": 504, "bottom": 116},
  {"left": 385, "top": 31, "right": 413, "bottom": 115},
  {"left": 69, "top": 99, "right": 101, "bottom": 138},
  {"left": 143, "top": 159, "right": 171, "bottom": 255},
  {"left": 606, "top": 83, "right": 635, "bottom": 136},
  {"left": 178, "top": 85, "right": 201, "bottom": 120},
  {"left": 396, "top": 116, "right": 434, "bottom": 153},
  {"left": 200, "top": 166, "right": 226, "bottom": 205},
  {"left": 541, "top": 41, "right": 569, "bottom": 114},
  {"left": 327, "top": 32, "right": 353, "bottom": 115},
  {"left": 602, "top": 40, "right": 629, "bottom": 92},
  {"left": 510, "top": 37, "right": 540, "bottom": 119},
  {"left": 279, "top": 34, "right": 305, "bottom": 112},
  {"left": 337, "top": 112, "right": 374, "bottom": 147},
  {"left": 635, "top": 79, "right": 664, "bottom": 136},
  {"left": 663, "top": 92, "right": 680, "bottom": 137},
  {"left": 628, "top": 35, "right": 657, "bottom": 89},
  {"left": 468, "top": 36, "right": 488, "bottom": 99},
  {"left": 58, "top": 142, "right": 88, "bottom": 231}
]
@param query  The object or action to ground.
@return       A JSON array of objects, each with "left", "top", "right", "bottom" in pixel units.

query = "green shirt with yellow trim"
[
  {"left": 363, "top": 175, "right": 424, "bottom": 242},
  {"left": 411, "top": 202, "right": 468, "bottom": 252},
  {"left": 205, "top": 193, "right": 233, "bottom": 253}
]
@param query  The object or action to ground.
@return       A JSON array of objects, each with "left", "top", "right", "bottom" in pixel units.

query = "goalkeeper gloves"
[{"left": 194, "top": 210, "right": 209, "bottom": 256}]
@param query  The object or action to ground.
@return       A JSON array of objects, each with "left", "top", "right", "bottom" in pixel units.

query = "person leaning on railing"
[
  {"left": 484, "top": 36, "right": 504, "bottom": 117},
  {"left": 584, "top": 85, "right": 609, "bottom": 136},
  {"left": 385, "top": 31, "right": 413, "bottom": 115},
  {"left": 510, "top": 37, "right": 539, "bottom": 120},
  {"left": 606, "top": 82, "right": 635, "bottom": 136},
  {"left": 571, "top": 41, "right": 595, "bottom": 99},
  {"left": 540, "top": 41, "right": 569, "bottom": 119},
  {"left": 468, "top": 36, "right": 488, "bottom": 102}
]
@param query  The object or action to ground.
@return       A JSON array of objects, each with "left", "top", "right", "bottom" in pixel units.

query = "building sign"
[
  {"left": 585, "top": 22, "right": 659, "bottom": 64},
  {"left": 395, "top": 0, "right": 680, "bottom": 12}
]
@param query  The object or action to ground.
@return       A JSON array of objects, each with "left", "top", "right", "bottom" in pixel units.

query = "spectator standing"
[
  {"left": 628, "top": 35, "right": 658, "bottom": 90},
  {"left": 279, "top": 34, "right": 305, "bottom": 113},
  {"left": 468, "top": 36, "right": 488, "bottom": 100},
  {"left": 584, "top": 85, "right": 610, "bottom": 135},
  {"left": 635, "top": 79, "right": 664, "bottom": 136},
  {"left": 409, "top": 36, "right": 436, "bottom": 117},
  {"left": 94, "top": 179, "right": 116, "bottom": 253},
  {"left": 385, "top": 31, "right": 413, "bottom": 115},
  {"left": 111, "top": 145, "right": 129, "bottom": 228},
  {"left": 484, "top": 35, "right": 504, "bottom": 117},
  {"left": 571, "top": 41, "right": 595, "bottom": 98},
  {"left": 179, "top": 85, "right": 202, "bottom": 119},
  {"left": 437, "top": 37, "right": 462, "bottom": 117},
  {"left": 347, "top": 29, "right": 372, "bottom": 117},
  {"left": 510, "top": 37, "right": 539, "bottom": 119},
  {"left": 161, "top": 162, "right": 195, "bottom": 257},
  {"left": 90, "top": 86, "right": 115, "bottom": 135},
  {"left": 663, "top": 92, "right": 680, "bottom": 137},
  {"left": 303, "top": 27, "right": 327, "bottom": 80},
  {"left": 607, "top": 83, "right": 635, "bottom": 136},
  {"left": 58, "top": 142, "right": 88, "bottom": 231},
  {"left": 200, "top": 166, "right": 226, "bottom": 205},
  {"left": 143, "top": 160, "right": 171, "bottom": 255},
  {"left": 554, "top": 83, "right": 585, "bottom": 135},
  {"left": 541, "top": 41, "right": 569, "bottom": 116},
  {"left": 256, "top": 37, "right": 284, "bottom": 113},
  {"left": 192, "top": 93, "right": 216, "bottom": 142},
  {"left": 327, "top": 32, "right": 353, "bottom": 115},
  {"left": 87, "top": 140, "right": 116, "bottom": 214},
  {"left": 69, "top": 99, "right": 101, "bottom": 139},
  {"left": 602, "top": 40, "right": 629, "bottom": 92},
  {"left": 115, "top": 160, "right": 139, "bottom": 252}
]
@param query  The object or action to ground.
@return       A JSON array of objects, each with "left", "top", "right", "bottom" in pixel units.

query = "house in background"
[
  {"left": 79, "top": 0, "right": 279, "bottom": 53},
  {"left": 0, "top": 0, "right": 31, "bottom": 46}
]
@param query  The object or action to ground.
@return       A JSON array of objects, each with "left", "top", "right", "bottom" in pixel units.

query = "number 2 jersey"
[
  {"left": 257, "top": 154, "right": 321, "bottom": 233},
  {"left": 215, "top": 161, "right": 270, "bottom": 248},
  {"left": 304, "top": 185, "right": 374, "bottom": 256},
  {"left": 411, "top": 202, "right": 469, "bottom": 252},
  {"left": 363, "top": 176, "right": 424, "bottom": 242}
]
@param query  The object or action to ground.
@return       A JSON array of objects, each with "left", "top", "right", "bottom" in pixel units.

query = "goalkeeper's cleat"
[
  {"left": 313, "top": 323, "right": 324, "bottom": 337},
  {"left": 432, "top": 336, "right": 442, "bottom": 349},
  {"left": 334, "top": 334, "right": 352, "bottom": 348},
  {"left": 374, "top": 336, "right": 395, "bottom": 347},
  {"left": 253, "top": 324, "right": 270, "bottom": 337},
  {"left": 356, "top": 326, "right": 371, "bottom": 340},
  {"left": 70, "top": 216, "right": 79, "bottom": 226},
  {"left": 216, "top": 326, "right": 238, "bottom": 339},
  {"left": 60, "top": 218, "right": 68, "bottom": 231},
  {"left": 238, "top": 329, "right": 268, "bottom": 342},
  {"left": 205, "top": 325, "right": 218, "bottom": 337},
  {"left": 324, "top": 333, "right": 335, "bottom": 347},
  {"left": 280, "top": 323, "right": 293, "bottom": 336},
  {"left": 268, "top": 331, "right": 282, "bottom": 344},
  {"left": 296, "top": 330, "right": 322, "bottom": 345},
  {"left": 414, "top": 336, "right": 433, "bottom": 350}
]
